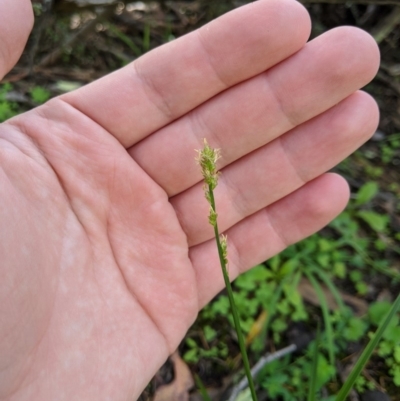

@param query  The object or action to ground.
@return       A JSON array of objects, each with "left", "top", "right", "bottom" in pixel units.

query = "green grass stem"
[
  {"left": 335, "top": 292, "right": 400, "bottom": 401},
  {"left": 194, "top": 374, "right": 212, "bottom": 401},
  {"left": 208, "top": 187, "right": 258, "bottom": 401},
  {"left": 308, "top": 324, "right": 321, "bottom": 401},
  {"left": 196, "top": 139, "right": 258, "bottom": 401},
  {"left": 306, "top": 271, "right": 335, "bottom": 368}
]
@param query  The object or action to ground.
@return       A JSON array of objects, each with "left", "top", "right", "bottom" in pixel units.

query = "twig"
[
  {"left": 28, "top": 0, "right": 55, "bottom": 74},
  {"left": 371, "top": 6, "right": 400, "bottom": 43},
  {"left": 226, "top": 344, "right": 298, "bottom": 401},
  {"left": 376, "top": 71, "right": 400, "bottom": 96},
  {"left": 37, "top": 7, "right": 113, "bottom": 67}
]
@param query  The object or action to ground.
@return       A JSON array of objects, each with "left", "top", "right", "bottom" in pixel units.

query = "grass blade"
[
  {"left": 308, "top": 324, "right": 321, "bottom": 401},
  {"left": 256, "top": 275, "right": 289, "bottom": 346},
  {"left": 194, "top": 374, "right": 212, "bottom": 401},
  {"left": 310, "top": 267, "right": 347, "bottom": 313},
  {"left": 335, "top": 293, "right": 400, "bottom": 401},
  {"left": 305, "top": 271, "right": 335, "bottom": 367}
]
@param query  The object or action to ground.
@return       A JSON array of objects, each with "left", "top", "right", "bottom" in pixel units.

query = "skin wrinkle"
[
  {"left": 277, "top": 134, "right": 309, "bottom": 185},
  {"left": 189, "top": 108, "right": 226, "bottom": 167},
  {"left": 105, "top": 215, "right": 171, "bottom": 353},
  {"left": 195, "top": 28, "right": 232, "bottom": 89},
  {"left": 133, "top": 60, "right": 175, "bottom": 122},
  {"left": 1, "top": 122, "right": 48, "bottom": 168},
  {"left": 218, "top": 166, "right": 250, "bottom": 221},
  {"left": 265, "top": 73, "right": 300, "bottom": 130}
]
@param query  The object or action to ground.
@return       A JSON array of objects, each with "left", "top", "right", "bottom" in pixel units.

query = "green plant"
[
  {"left": 379, "top": 133, "right": 400, "bottom": 165},
  {"left": 259, "top": 341, "right": 335, "bottom": 401},
  {"left": 30, "top": 86, "right": 51, "bottom": 105},
  {"left": 369, "top": 301, "right": 400, "bottom": 386},
  {"left": 191, "top": 139, "right": 399, "bottom": 400},
  {"left": 196, "top": 139, "right": 258, "bottom": 401},
  {"left": 0, "top": 83, "right": 20, "bottom": 122},
  {"left": 106, "top": 23, "right": 142, "bottom": 57},
  {"left": 183, "top": 336, "right": 228, "bottom": 364},
  {"left": 336, "top": 293, "right": 400, "bottom": 401}
]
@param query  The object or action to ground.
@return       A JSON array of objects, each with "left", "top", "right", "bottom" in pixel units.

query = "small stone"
[{"left": 371, "top": 130, "right": 386, "bottom": 142}]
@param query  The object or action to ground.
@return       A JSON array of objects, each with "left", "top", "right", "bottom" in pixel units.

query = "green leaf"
[
  {"left": 378, "top": 341, "right": 392, "bottom": 357},
  {"left": 194, "top": 374, "right": 212, "bottom": 401},
  {"left": 203, "top": 325, "right": 217, "bottom": 342},
  {"left": 336, "top": 293, "right": 400, "bottom": 401},
  {"left": 343, "top": 317, "right": 368, "bottom": 342},
  {"left": 269, "top": 255, "right": 280, "bottom": 272},
  {"left": 394, "top": 345, "right": 400, "bottom": 363},
  {"left": 186, "top": 338, "right": 197, "bottom": 348},
  {"left": 183, "top": 348, "right": 198, "bottom": 363},
  {"left": 369, "top": 301, "right": 392, "bottom": 325},
  {"left": 277, "top": 299, "right": 290, "bottom": 315},
  {"left": 355, "top": 182, "right": 379, "bottom": 205},
  {"left": 357, "top": 211, "right": 389, "bottom": 232},
  {"left": 356, "top": 282, "right": 369, "bottom": 296},
  {"left": 308, "top": 327, "right": 321, "bottom": 401},
  {"left": 316, "top": 354, "right": 336, "bottom": 387},
  {"left": 262, "top": 373, "right": 289, "bottom": 398},
  {"left": 271, "top": 318, "right": 287, "bottom": 333},
  {"left": 306, "top": 272, "right": 335, "bottom": 367},
  {"left": 382, "top": 321, "right": 400, "bottom": 342},
  {"left": 392, "top": 365, "right": 400, "bottom": 386},
  {"left": 30, "top": 86, "right": 51, "bottom": 104},
  {"left": 211, "top": 296, "right": 229, "bottom": 316},
  {"left": 350, "top": 270, "right": 363, "bottom": 283},
  {"left": 280, "top": 258, "right": 298, "bottom": 276},
  {"left": 333, "top": 262, "right": 346, "bottom": 279},
  {"left": 287, "top": 289, "right": 302, "bottom": 307},
  {"left": 235, "top": 264, "right": 272, "bottom": 290},
  {"left": 317, "top": 254, "right": 330, "bottom": 269}
]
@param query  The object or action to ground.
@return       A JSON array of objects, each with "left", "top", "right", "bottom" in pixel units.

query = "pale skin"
[{"left": 0, "top": 0, "right": 380, "bottom": 399}]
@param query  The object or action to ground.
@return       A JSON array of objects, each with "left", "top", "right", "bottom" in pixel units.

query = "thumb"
[{"left": 0, "top": 0, "right": 34, "bottom": 80}]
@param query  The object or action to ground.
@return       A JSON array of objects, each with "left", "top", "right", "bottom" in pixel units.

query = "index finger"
[
  {"left": 0, "top": 0, "right": 33, "bottom": 80},
  {"left": 61, "top": 0, "right": 311, "bottom": 147}
]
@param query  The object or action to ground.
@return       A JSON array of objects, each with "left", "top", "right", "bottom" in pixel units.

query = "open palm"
[{"left": 0, "top": 0, "right": 380, "bottom": 400}]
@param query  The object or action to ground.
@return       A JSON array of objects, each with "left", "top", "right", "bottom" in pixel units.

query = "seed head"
[
  {"left": 220, "top": 234, "right": 228, "bottom": 267},
  {"left": 196, "top": 138, "right": 221, "bottom": 191}
]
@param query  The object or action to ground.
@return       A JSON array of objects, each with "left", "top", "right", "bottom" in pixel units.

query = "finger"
[
  {"left": 130, "top": 27, "right": 380, "bottom": 196},
  {"left": 172, "top": 91, "right": 379, "bottom": 246},
  {"left": 61, "top": 0, "right": 311, "bottom": 147},
  {"left": 190, "top": 173, "right": 349, "bottom": 307},
  {"left": 0, "top": 0, "right": 34, "bottom": 80}
]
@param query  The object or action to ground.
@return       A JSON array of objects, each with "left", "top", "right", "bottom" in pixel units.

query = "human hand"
[{"left": 0, "top": 0, "right": 379, "bottom": 399}]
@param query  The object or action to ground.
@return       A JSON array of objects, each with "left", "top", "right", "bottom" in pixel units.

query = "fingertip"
[
  {"left": 322, "top": 172, "right": 350, "bottom": 214},
  {"left": 280, "top": 173, "right": 350, "bottom": 236},
  {"left": 0, "top": 0, "right": 34, "bottom": 77},
  {"left": 350, "top": 91, "right": 380, "bottom": 141},
  {"left": 326, "top": 26, "right": 381, "bottom": 84},
  {"left": 327, "top": 91, "right": 380, "bottom": 148},
  {"left": 250, "top": 0, "right": 312, "bottom": 45}
]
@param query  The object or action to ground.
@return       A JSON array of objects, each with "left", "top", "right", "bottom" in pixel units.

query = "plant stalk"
[{"left": 207, "top": 186, "right": 258, "bottom": 401}]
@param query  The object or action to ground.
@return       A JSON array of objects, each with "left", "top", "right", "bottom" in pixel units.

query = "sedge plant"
[{"left": 196, "top": 139, "right": 258, "bottom": 401}]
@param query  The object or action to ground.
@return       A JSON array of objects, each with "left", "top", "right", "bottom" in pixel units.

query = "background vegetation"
[{"left": 2, "top": 0, "right": 400, "bottom": 400}]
